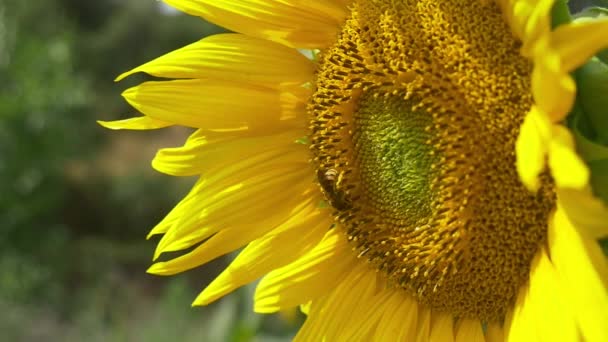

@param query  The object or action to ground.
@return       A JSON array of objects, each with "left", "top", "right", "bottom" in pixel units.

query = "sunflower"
[{"left": 102, "top": 0, "right": 608, "bottom": 340}]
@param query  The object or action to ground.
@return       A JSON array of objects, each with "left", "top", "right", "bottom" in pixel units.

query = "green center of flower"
[
  {"left": 353, "top": 93, "right": 437, "bottom": 226},
  {"left": 308, "top": 0, "right": 557, "bottom": 321}
]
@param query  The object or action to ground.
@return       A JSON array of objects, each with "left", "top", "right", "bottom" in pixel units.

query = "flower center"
[{"left": 308, "top": 0, "right": 556, "bottom": 321}]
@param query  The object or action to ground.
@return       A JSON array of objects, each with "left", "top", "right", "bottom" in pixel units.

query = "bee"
[{"left": 317, "top": 168, "right": 352, "bottom": 211}]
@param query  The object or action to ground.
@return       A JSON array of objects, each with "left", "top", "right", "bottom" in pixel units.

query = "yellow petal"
[
  {"left": 497, "top": 0, "right": 530, "bottom": 40},
  {"left": 520, "top": 0, "right": 554, "bottom": 55},
  {"left": 454, "top": 319, "right": 484, "bottom": 342},
  {"left": 499, "top": 0, "right": 553, "bottom": 50},
  {"left": 549, "top": 205, "right": 608, "bottom": 342},
  {"left": 344, "top": 290, "right": 394, "bottom": 341},
  {"left": 295, "top": 300, "right": 328, "bottom": 342},
  {"left": 148, "top": 193, "right": 317, "bottom": 276},
  {"left": 552, "top": 18, "right": 608, "bottom": 72},
  {"left": 429, "top": 311, "right": 454, "bottom": 342},
  {"left": 505, "top": 282, "right": 538, "bottom": 342},
  {"left": 150, "top": 147, "right": 311, "bottom": 257},
  {"left": 548, "top": 125, "right": 589, "bottom": 189},
  {"left": 155, "top": 163, "right": 318, "bottom": 257},
  {"left": 531, "top": 52, "right": 576, "bottom": 122},
  {"left": 116, "top": 33, "right": 315, "bottom": 87},
  {"left": 557, "top": 188, "right": 608, "bottom": 239},
  {"left": 152, "top": 130, "right": 304, "bottom": 177},
  {"left": 97, "top": 116, "right": 173, "bottom": 130},
  {"left": 122, "top": 79, "right": 306, "bottom": 130},
  {"left": 163, "top": 0, "right": 347, "bottom": 49},
  {"left": 146, "top": 177, "right": 205, "bottom": 239},
  {"left": 367, "top": 292, "right": 418, "bottom": 342},
  {"left": 293, "top": 263, "right": 375, "bottom": 341},
  {"left": 300, "top": 302, "right": 311, "bottom": 315},
  {"left": 414, "top": 306, "right": 431, "bottom": 342},
  {"left": 527, "top": 247, "right": 578, "bottom": 342},
  {"left": 516, "top": 106, "right": 550, "bottom": 191},
  {"left": 192, "top": 210, "right": 329, "bottom": 305},
  {"left": 254, "top": 229, "right": 355, "bottom": 313},
  {"left": 485, "top": 322, "right": 504, "bottom": 342}
]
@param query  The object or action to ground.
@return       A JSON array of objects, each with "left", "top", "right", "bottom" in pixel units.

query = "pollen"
[{"left": 308, "top": 0, "right": 556, "bottom": 321}]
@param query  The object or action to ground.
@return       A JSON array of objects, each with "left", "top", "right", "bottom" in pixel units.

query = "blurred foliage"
[
  {"left": 0, "top": 0, "right": 95, "bottom": 307},
  {"left": 0, "top": 0, "right": 299, "bottom": 340}
]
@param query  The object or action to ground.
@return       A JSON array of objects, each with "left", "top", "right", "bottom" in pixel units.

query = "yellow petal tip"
[{"left": 146, "top": 262, "right": 170, "bottom": 275}]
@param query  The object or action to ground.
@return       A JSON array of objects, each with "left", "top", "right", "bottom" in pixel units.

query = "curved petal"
[
  {"left": 122, "top": 79, "right": 307, "bottom": 130},
  {"left": 163, "top": 0, "right": 347, "bottom": 48},
  {"left": 147, "top": 136, "right": 309, "bottom": 242},
  {"left": 516, "top": 106, "right": 550, "bottom": 191},
  {"left": 498, "top": 0, "right": 554, "bottom": 51},
  {"left": 116, "top": 33, "right": 315, "bottom": 87},
  {"left": 551, "top": 18, "right": 608, "bottom": 73},
  {"left": 150, "top": 160, "right": 314, "bottom": 261},
  {"left": 557, "top": 188, "right": 608, "bottom": 239},
  {"left": 294, "top": 263, "right": 377, "bottom": 341},
  {"left": 548, "top": 125, "right": 589, "bottom": 189},
  {"left": 192, "top": 208, "right": 329, "bottom": 305},
  {"left": 148, "top": 191, "right": 317, "bottom": 276},
  {"left": 531, "top": 51, "right": 576, "bottom": 122},
  {"left": 528, "top": 247, "right": 578, "bottom": 342},
  {"left": 548, "top": 205, "right": 608, "bottom": 342},
  {"left": 254, "top": 229, "right": 355, "bottom": 313},
  {"left": 505, "top": 281, "right": 538, "bottom": 342},
  {"left": 97, "top": 116, "right": 173, "bottom": 130},
  {"left": 152, "top": 130, "right": 305, "bottom": 177}
]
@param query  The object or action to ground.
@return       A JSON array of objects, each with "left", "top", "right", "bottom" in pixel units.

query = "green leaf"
[
  {"left": 575, "top": 58, "right": 608, "bottom": 145},
  {"left": 571, "top": 109, "right": 608, "bottom": 204},
  {"left": 552, "top": 0, "right": 573, "bottom": 28}
]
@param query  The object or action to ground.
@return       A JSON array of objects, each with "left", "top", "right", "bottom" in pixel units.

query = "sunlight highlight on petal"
[
  {"left": 116, "top": 33, "right": 315, "bottom": 87},
  {"left": 552, "top": 18, "right": 608, "bottom": 72},
  {"left": 516, "top": 107, "right": 549, "bottom": 191},
  {"left": 549, "top": 206, "right": 608, "bottom": 342},
  {"left": 193, "top": 209, "right": 329, "bottom": 305},
  {"left": 97, "top": 116, "right": 173, "bottom": 130},
  {"left": 163, "top": 0, "right": 347, "bottom": 48},
  {"left": 122, "top": 79, "right": 306, "bottom": 130},
  {"left": 254, "top": 229, "right": 355, "bottom": 313},
  {"left": 548, "top": 125, "right": 589, "bottom": 189}
]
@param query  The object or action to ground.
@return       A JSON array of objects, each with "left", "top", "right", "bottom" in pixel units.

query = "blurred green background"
[{"left": 0, "top": 0, "right": 300, "bottom": 340}]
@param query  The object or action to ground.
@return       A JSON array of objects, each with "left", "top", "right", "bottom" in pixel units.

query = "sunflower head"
[
  {"left": 309, "top": 0, "right": 559, "bottom": 321},
  {"left": 105, "top": 0, "right": 608, "bottom": 339}
]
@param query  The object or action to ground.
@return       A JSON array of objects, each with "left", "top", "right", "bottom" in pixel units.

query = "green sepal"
[
  {"left": 575, "top": 57, "right": 608, "bottom": 145},
  {"left": 587, "top": 159, "right": 608, "bottom": 204},
  {"left": 551, "top": 0, "right": 572, "bottom": 28},
  {"left": 570, "top": 106, "right": 608, "bottom": 204}
]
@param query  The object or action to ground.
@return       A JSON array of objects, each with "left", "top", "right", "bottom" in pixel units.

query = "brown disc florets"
[{"left": 308, "top": 0, "right": 556, "bottom": 321}]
